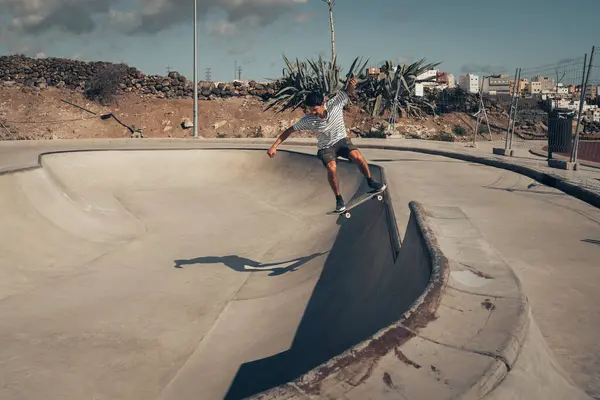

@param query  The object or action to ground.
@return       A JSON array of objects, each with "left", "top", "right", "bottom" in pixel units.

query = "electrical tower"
[
  {"left": 237, "top": 66, "right": 242, "bottom": 80},
  {"left": 470, "top": 77, "right": 492, "bottom": 146},
  {"left": 205, "top": 68, "right": 212, "bottom": 82}
]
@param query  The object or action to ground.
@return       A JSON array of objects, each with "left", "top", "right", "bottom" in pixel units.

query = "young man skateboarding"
[{"left": 267, "top": 76, "right": 386, "bottom": 212}]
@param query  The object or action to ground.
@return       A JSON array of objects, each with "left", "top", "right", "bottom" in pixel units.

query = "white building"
[
  {"left": 534, "top": 76, "right": 556, "bottom": 92},
  {"left": 417, "top": 69, "right": 440, "bottom": 87},
  {"left": 552, "top": 99, "right": 597, "bottom": 116},
  {"left": 481, "top": 74, "right": 511, "bottom": 95},
  {"left": 529, "top": 81, "right": 542, "bottom": 94},
  {"left": 458, "top": 74, "right": 479, "bottom": 93},
  {"left": 447, "top": 73, "right": 456, "bottom": 88},
  {"left": 414, "top": 83, "right": 424, "bottom": 97}
]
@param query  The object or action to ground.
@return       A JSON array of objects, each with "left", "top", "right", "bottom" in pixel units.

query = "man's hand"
[
  {"left": 345, "top": 76, "right": 358, "bottom": 95},
  {"left": 267, "top": 126, "right": 294, "bottom": 158}
]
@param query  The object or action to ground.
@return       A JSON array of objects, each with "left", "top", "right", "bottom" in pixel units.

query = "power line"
[{"left": 519, "top": 56, "right": 586, "bottom": 76}]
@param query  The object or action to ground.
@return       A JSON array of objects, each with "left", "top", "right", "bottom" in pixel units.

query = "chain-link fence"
[
  {"left": 427, "top": 48, "right": 600, "bottom": 169},
  {"left": 491, "top": 47, "right": 600, "bottom": 169}
]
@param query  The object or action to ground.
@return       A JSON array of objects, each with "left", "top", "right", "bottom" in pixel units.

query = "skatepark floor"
[
  {"left": 0, "top": 149, "right": 417, "bottom": 400},
  {"left": 0, "top": 141, "right": 599, "bottom": 399}
]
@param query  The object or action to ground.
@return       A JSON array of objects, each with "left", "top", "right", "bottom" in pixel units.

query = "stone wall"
[{"left": 0, "top": 55, "right": 279, "bottom": 100}]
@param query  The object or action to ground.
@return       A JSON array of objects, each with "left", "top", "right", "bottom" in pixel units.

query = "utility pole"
[
  {"left": 205, "top": 68, "right": 212, "bottom": 82},
  {"left": 234, "top": 61, "right": 237, "bottom": 81},
  {"left": 504, "top": 68, "right": 521, "bottom": 153},
  {"left": 570, "top": 46, "right": 595, "bottom": 165},
  {"left": 321, "top": 0, "right": 336, "bottom": 64},
  {"left": 193, "top": 0, "right": 198, "bottom": 138},
  {"left": 237, "top": 66, "right": 242, "bottom": 80}
]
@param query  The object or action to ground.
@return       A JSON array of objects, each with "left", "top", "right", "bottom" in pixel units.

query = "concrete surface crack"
[
  {"left": 446, "top": 284, "right": 507, "bottom": 299},
  {"left": 113, "top": 190, "right": 149, "bottom": 234},
  {"left": 158, "top": 272, "right": 253, "bottom": 397},
  {"left": 398, "top": 323, "right": 512, "bottom": 372},
  {"left": 469, "top": 309, "right": 494, "bottom": 343}
]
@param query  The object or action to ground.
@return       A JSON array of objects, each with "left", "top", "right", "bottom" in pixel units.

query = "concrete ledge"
[
  {"left": 2, "top": 138, "right": 598, "bottom": 210},
  {"left": 529, "top": 147, "right": 600, "bottom": 170},
  {"left": 348, "top": 142, "right": 600, "bottom": 210},
  {"left": 493, "top": 147, "right": 514, "bottom": 157},
  {"left": 548, "top": 158, "right": 578, "bottom": 170},
  {"left": 250, "top": 202, "right": 533, "bottom": 399},
  {"left": 249, "top": 201, "right": 450, "bottom": 399}
]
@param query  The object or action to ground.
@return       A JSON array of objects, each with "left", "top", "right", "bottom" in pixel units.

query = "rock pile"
[
  {"left": 0, "top": 55, "right": 280, "bottom": 100},
  {"left": 584, "top": 120, "right": 600, "bottom": 135}
]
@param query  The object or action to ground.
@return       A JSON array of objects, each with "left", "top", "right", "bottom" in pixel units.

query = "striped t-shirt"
[{"left": 292, "top": 91, "right": 349, "bottom": 150}]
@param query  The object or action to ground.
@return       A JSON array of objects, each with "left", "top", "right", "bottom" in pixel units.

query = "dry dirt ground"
[{"left": 0, "top": 86, "right": 518, "bottom": 142}]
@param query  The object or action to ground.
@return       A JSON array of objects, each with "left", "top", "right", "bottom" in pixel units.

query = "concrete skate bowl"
[{"left": 0, "top": 148, "right": 443, "bottom": 400}]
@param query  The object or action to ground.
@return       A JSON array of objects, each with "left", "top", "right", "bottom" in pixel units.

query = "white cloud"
[
  {"left": 206, "top": 19, "right": 238, "bottom": 37},
  {"left": 0, "top": 0, "right": 306, "bottom": 36},
  {"left": 294, "top": 12, "right": 312, "bottom": 23},
  {"left": 0, "top": 0, "right": 117, "bottom": 34}
]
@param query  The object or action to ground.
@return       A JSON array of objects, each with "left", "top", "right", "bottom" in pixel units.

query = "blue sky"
[{"left": 0, "top": 0, "right": 599, "bottom": 84}]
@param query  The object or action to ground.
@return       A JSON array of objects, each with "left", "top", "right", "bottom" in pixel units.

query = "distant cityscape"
[{"left": 365, "top": 67, "right": 600, "bottom": 123}]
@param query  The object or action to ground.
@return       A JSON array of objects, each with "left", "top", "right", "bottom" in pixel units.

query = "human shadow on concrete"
[
  {"left": 483, "top": 181, "right": 568, "bottom": 196},
  {"left": 581, "top": 239, "right": 600, "bottom": 246},
  {"left": 174, "top": 253, "right": 328, "bottom": 276},
  {"left": 223, "top": 179, "right": 430, "bottom": 399},
  {"left": 371, "top": 158, "right": 462, "bottom": 163}
]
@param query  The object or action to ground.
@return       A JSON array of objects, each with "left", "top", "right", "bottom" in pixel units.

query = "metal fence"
[
  {"left": 498, "top": 46, "right": 600, "bottom": 168},
  {"left": 430, "top": 47, "right": 600, "bottom": 166}
]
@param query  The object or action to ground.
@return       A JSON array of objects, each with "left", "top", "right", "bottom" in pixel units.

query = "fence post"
[
  {"left": 505, "top": 68, "right": 519, "bottom": 149},
  {"left": 508, "top": 68, "right": 521, "bottom": 151}
]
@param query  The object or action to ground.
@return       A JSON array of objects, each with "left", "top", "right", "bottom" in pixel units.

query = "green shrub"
[
  {"left": 85, "top": 63, "right": 127, "bottom": 105},
  {"left": 452, "top": 124, "right": 467, "bottom": 136}
]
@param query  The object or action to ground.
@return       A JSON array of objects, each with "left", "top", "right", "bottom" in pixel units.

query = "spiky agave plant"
[
  {"left": 265, "top": 54, "right": 369, "bottom": 113},
  {"left": 356, "top": 58, "right": 442, "bottom": 119}
]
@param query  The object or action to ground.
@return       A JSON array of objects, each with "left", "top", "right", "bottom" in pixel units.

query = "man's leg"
[
  {"left": 319, "top": 147, "right": 346, "bottom": 211},
  {"left": 327, "top": 160, "right": 345, "bottom": 211},
  {"left": 340, "top": 139, "right": 386, "bottom": 191},
  {"left": 347, "top": 149, "right": 372, "bottom": 179},
  {"left": 325, "top": 160, "right": 342, "bottom": 196}
]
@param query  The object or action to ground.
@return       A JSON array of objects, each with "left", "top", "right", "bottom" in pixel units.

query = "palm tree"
[
  {"left": 321, "top": 0, "right": 336, "bottom": 64},
  {"left": 356, "top": 58, "right": 442, "bottom": 119},
  {"left": 265, "top": 54, "right": 368, "bottom": 113}
]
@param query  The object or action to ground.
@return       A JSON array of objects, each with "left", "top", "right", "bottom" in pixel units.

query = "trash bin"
[{"left": 547, "top": 109, "right": 575, "bottom": 158}]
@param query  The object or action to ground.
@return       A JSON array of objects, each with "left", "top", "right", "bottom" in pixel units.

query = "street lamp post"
[{"left": 193, "top": 0, "right": 198, "bottom": 138}]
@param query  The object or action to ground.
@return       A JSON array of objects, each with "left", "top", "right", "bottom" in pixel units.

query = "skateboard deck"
[{"left": 326, "top": 185, "right": 387, "bottom": 219}]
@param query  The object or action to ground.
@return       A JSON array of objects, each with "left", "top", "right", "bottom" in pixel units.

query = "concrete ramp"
[{"left": 0, "top": 149, "right": 432, "bottom": 400}]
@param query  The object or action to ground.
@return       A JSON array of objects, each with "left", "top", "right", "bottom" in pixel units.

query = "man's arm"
[
  {"left": 267, "top": 126, "right": 295, "bottom": 157},
  {"left": 327, "top": 76, "right": 357, "bottom": 109},
  {"left": 269, "top": 116, "right": 311, "bottom": 157}
]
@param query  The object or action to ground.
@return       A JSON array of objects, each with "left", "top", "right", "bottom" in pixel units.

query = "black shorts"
[{"left": 317, "top": 138, "right": 358, "bottom": 166}]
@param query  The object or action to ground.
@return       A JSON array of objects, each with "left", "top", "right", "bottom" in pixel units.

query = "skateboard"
[{"left": 326, "top": 185, "right": 387, "bottom": 219}]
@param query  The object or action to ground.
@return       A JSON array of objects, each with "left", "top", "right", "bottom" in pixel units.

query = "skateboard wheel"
[
  {"left": 377, "top": 195, "right": 383, "bottom": 201},
  {"left": 344, "top": 212, "right": 351, "bottom": 219}
]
